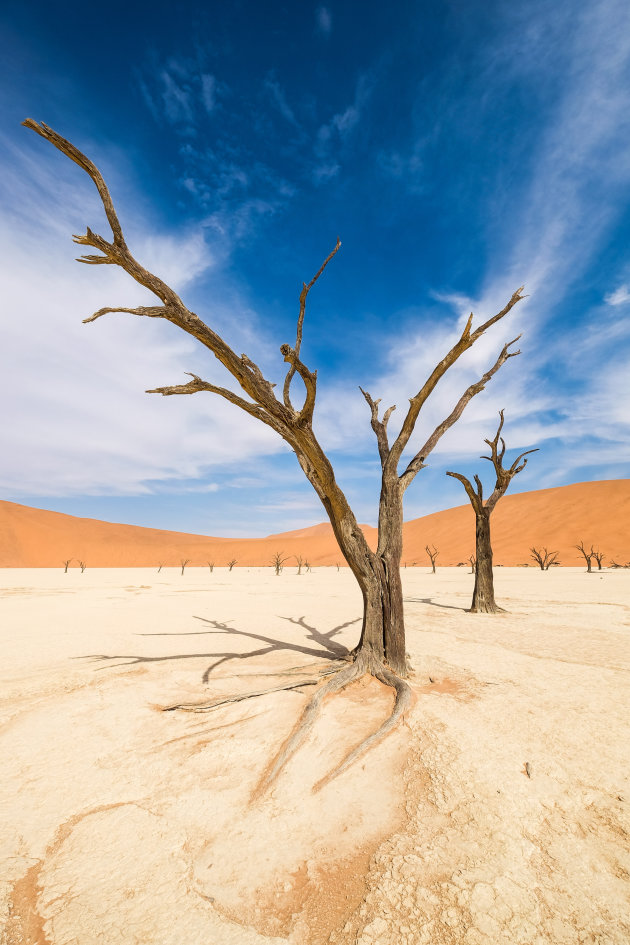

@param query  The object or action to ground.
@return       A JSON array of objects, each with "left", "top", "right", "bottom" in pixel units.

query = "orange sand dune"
[{"left": 0, "top": 480, "right": 628, "bottom": 568}]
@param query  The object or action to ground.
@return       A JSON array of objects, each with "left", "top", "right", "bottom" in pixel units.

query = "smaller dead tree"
[
  {"left": 228, "top": 558, "right": 237, "bottom": 572},
  {"left": 575, "top": 541, "right": 594, "bottom": 572},
  {"left": 79, "top": 560, "right": 86, "bottom": 573},
  {"left": 271, "top": 551, "right": 290, "bottom": 575},
  {"left": 207, "top": 562, "right": 214, "bottom": 573},
  {"left": 295, "top": 555, "right": 305, "bottom": 575},
  {"left": 63, "top": 559, "right": 72, "bottom": 573},
  {"left": 425, "top": 544, "right": 439, "bottom": 573},
  {"left": 180, "top": 558, "right": 190, "bottom": 575},
  {"left": 592, "top": 549, "right": 605, "bottom": 570},
  {"left": 530, "top": 547, "right": 559, "bottom": 570},
  {"left": 304, "top": 560, "right": 312, "bottom": 572},
  {"left": 468, "top": 555, "right": 476, "bottom": 574},
  {"left": 447, "top": 411, "right": 537, "bottom": 613},
  {"left": 157, "top": 563, "right": 164, "bottom": 573}
]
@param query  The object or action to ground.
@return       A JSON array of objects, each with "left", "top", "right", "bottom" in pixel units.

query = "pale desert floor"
[{"left": 1, "top": 566, "right": 629, "bottom": 945}]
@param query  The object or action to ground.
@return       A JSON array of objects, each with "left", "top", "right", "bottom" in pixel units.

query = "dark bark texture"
[{"left": 447, "top": 411, "right": 537, "bottom": 613}]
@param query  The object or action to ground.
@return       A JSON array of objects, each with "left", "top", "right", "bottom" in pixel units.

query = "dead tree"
[
  {"left": 157, "top": 563, "right": 164, "bottom": 573},
  {"left": 63, "top": 559, "right": 72, "bottom": 573},
  {"left": 24, "top": 119, "right": 527, "bottom": 790},
  {"left": 271, "top": 551, "right": 290, "bottom": 575},
  {"left": 79, "top": 560, "right": 86, "bottom": 573},
  {"left": 180, "top": 558, "right": 190, "bottom": 575},
  {"left": 468, "top": 555, "right": 476, "bottom": 574},
  {"left": 425, "top": 544, "right": 439, "bottom": 573},
  {"left": 296, "top": 555, "right": 305, "bottom": 575},
  {"left": 227, "top": 558, "right": 237, "bottom": 571},
  {"left": 575, "top": 541, "right": 594, "bottom": 572},
  {"left": 592, "top": 549, "right": 605, "bottom": 570},
  {"left": 207, "top": 561, "right": 214, "bottom": 573},
  {"left": 529, "top": 547, "right": 559, "bottom": 570},
  {"left": 447, "top": 411, "right": 537, "bottom": 612}
]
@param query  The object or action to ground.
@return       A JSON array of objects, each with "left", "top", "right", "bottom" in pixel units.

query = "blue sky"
[{"left": 1, "top": 0, "right": 629, "bottom": 536}]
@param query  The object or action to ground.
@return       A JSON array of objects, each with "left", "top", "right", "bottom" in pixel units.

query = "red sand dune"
[{"left": 0, "top": 480, "right": 628, "bottom": 568}]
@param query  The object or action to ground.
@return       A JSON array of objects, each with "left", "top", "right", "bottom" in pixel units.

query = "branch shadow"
[
  {"left": 405, "top": 597, "right": 468, "bottom": 612},
  {"left": 78, "top": 614, "right": 360, "bottom": 684}
]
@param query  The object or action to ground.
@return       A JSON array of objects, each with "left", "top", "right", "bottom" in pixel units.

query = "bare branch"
[
  {"left": 445, "top": 470, "right": 482, "bottom": 512},
  {"left": 23, "top": 119, "right": 290, "bottom": 421},
  {"left": 280, "top": 345, "right": 317, "bottom": 424},
  {"left": 481, "top": 410, "right": 539, "bottom": 513},
  {"left": 389, "top": 285, "right": 525, "bottom": 470},
  {"left": 23, "top": 121, "right": 127, "bottom": 246},
  {"left": 146, "top": 372, "right": 280, "bottom": 429},
  {"left": 83, "top": 305, "right": 172, "bottom": 324},
  {"left": 470, "top": 287, "right": 527, "bottom": 342},
  {"left": 360, "top": 388, "right": 396, "bottom": 466},
  {"left": 400, "top": 336, "right": 521, "bottom": 488},
  {"left": 283, "top": 237, "right": 341, "bottom": 411}
]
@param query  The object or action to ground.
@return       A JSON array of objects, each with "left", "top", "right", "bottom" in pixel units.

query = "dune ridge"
[{"left": 0, "top": 479, "right": 628, "bottom": 568}]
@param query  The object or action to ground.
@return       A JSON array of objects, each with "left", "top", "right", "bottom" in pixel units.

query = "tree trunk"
[
  {"left": 470, "top": 511, "right": 503, "bottom": 613},
  {"left": 374, "top": 478, "right": 406, "bottom": 676},
  {"left": 295, "top": 436, "right": 408, "bottom": 677}
]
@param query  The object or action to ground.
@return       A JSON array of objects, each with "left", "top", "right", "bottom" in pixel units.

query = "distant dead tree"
[
  {"left": 296, "top": 555, "right": 305, "bottom": 575},
  {"left": 575, "top": 541, "right": 594, "bottom": 572},
  {"left": 447, "top": 411, "right": 537, "bottom": 612},
  {"left": 78, "top": 560, "right": 86, "bottom": 573},
  {"left": 271, "top": 551, "right": 290, "bottom": 575},
  {"left": 180, "top": 558, "right": 190, "bottom": 575},
  {"left": 529, "top": 547, "right": 559, "bottom": 570},
  {"left": 207, "top": 561, "right": 214, "bottom": 573},
  {"left": 425, "top": 544, "right": 439, "bottom": 573},
  {"left": 63, "top": 559, "right": 72, "bottom": 573},
  {"left": 592, "top": 549, "right": 605, "bottom": 570},
  {"left": 304, "top": 560, "right": 312, "bottom": 572},
  {"left": 469, "top": 555, "right": 476, "bottom": 573},
  {"left": 227, "top": 559, "right": 237, "bottom": 572},
  {"left": 24, "top": 119, "right": 527, "bottom": 791},
  {"left": 157, "top": 563, "right": 164, "bottom": 573}
]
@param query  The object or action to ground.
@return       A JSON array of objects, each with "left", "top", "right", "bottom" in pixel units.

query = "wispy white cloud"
[
  {"left": 315, "top": 6, "right": 332, "bottom": 35},
  {"left": 264, "top": 75, "right": 299, "bottom": 126},
  {"left": 139, "top": 58, "right": 220, "bottom": 134},
  {"left": 605, "top": 284, "right": 630, "bottom": 306},
  {"left": 1, "top": 136, "right": 287, "bottom": 498}
]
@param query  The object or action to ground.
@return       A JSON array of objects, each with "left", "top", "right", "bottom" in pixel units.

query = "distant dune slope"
[{"left": 1, "top": 480, "right": 628, "bottom": 567}]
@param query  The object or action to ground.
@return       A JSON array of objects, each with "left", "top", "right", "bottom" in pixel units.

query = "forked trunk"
[
  {"left": 470, "top": 511, "right": 503, "bottom": 613},
  {"left": 322, "top": 474, "right": 407, "bottom": 678}
]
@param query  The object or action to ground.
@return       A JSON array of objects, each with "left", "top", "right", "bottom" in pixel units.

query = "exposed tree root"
[
  {"left": 162, "top": 660, "right": 344, "bottom": 712},
  {"left": 252, "top": 651, "right": 413, "bottom": 798},
  {"left": 311, "top": 661, "right": 413, "bottom": 793},
  {"left": 161, "top": 651, "right": 413, "bottom": 795}
]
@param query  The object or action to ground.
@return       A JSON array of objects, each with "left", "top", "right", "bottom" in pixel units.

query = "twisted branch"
[
  {"left": 360, "top": 388, "right": 396, "bottom": 466},
  {"left": 283, "top": 237, "right": 341, "bottom": 414}
]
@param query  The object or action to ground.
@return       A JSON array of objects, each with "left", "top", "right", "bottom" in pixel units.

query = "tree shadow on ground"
[
  {"left": 79, "top": 615, "right": 360, "bottom": 684},
  {"left": 404, "top": 597, "right": 467, "bottom": 612}
]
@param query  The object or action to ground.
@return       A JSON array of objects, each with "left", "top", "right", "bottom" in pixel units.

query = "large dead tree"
[
  {"left": 24, "top": 120, "right": 527, "bottom": 789},
  {"left": 530, "top": 547, "right": 559, "bottom": 570},
  {"left": 447, "top": 411, "right": 537, "bottom": 612}
]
